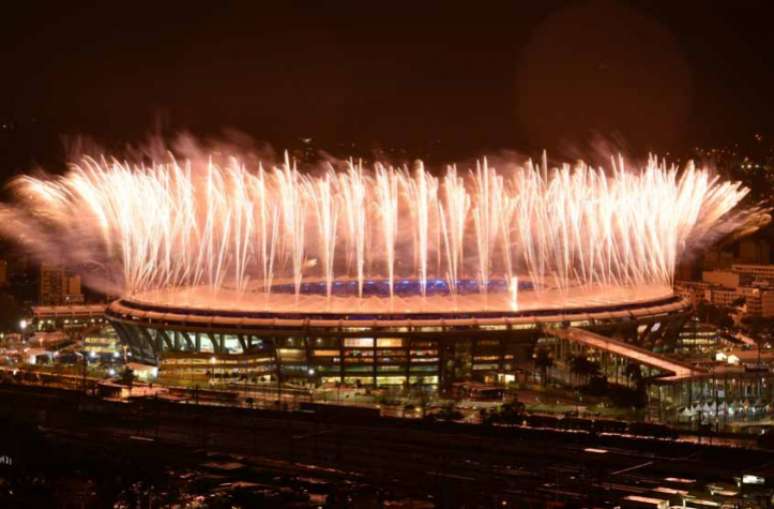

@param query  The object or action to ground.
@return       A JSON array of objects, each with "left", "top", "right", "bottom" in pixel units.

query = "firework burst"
[{"left": 0, "top": 151, "right": 765, "bottom": 299}]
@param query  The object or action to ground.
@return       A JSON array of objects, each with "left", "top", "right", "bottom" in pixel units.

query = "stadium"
[
  {"left": 4, "top": 150, "right": 766, "bottom": 404},
  {"left": 105, "top": 280, "right": 693, "bottom": 390}
]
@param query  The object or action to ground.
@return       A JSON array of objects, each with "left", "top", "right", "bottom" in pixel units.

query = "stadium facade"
[{"left": 106, "top": 288, "right": 692, "bottom": 390}]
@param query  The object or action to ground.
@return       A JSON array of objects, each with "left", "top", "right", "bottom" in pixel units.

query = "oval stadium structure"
[{"left": 106, "top": 280, "right": 692, "bottom": 389}]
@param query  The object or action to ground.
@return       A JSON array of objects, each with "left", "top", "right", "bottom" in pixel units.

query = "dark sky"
[{"left": 1, "top": 1, "right": 773, "bottom": 171}]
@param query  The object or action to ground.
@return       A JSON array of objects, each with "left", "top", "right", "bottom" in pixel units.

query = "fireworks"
[{"left": 0, "top": 150, "right": 764, "bottom": 299}]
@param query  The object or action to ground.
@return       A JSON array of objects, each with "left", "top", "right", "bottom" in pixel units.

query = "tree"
[
  {"left": 624, "top": 361, "right": 642, "bottom": 383},
  {"left": 697, "top": 301, "right": 735, "bottom": 329},
  {"left": 744, "top": 316, "right": 772, "bottom": 337},
  {"left": 743, "top": 316, "right": 772, "bottom": 367},
  {"left": 696, "top": 301, "right": 710, "bottom": 322},
  {"left": 609, "top": 383, "right": 647, "bottom": 409},
  {"left": 432, "top": 402, "right": 463, "bottom": 422},
  {"left": 715, "top": 312, "right": 735, "bottom": 330},
  {"left": 533, "top": 347, "right": 554, "bottom": 385},
  {"left": 119, "top": 366, "right": 135, "bottom": 390},
  {"left": 570, "top": 355, "right": 600, "bottom": 385},
  {"left": 409, "top": 377, "right": 431, "bottom": 418}
]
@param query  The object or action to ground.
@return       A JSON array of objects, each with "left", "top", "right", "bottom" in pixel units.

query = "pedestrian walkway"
[{"left": 548, "top": 327, "right": 704, "bottom": 380}]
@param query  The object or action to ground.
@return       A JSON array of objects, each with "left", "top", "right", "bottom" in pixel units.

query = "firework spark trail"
[
  {"left": 375, "top": 163, "right": 400, "bottom": 298},
  {"left": 0, "top": 151, "right": 764, "bottom": 299},
  {"left": 404, "top": 162, "right": 439, "bottom": 296},
  {"left": 274, "top": 154, "right": 306, "bottom": 296},
  {"left": 307, "top": 172, "right": 338, "bottom": 297},
  {"left": 439, "top": 166, "right": 469, "bottom": 295},
  {"left": 228, "top": 159, "right": 254, "bottom": 292},
  {"left": 337, "top": 161, "right": 367, "bottom": 297},
  {"left": 252, "top": 164, "right": 272, "bottom": 293},
  {"left": 472, "top": 158, "right": 508, "bottom": 294}
]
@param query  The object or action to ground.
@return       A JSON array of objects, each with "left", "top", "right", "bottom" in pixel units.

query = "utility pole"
[{"left": 81, "top": 354, "right": 88, "bottom": 395}]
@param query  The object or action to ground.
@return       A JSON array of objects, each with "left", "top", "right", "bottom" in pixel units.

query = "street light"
[
  {"left": 308, "top": 368, "right": 317, "bottom": 394},
  {"left": 18, "top": 319, "right": 30, "bottom": 345},
  {"left": 209, "top": 355, "right": 217, "bottom": 385}
]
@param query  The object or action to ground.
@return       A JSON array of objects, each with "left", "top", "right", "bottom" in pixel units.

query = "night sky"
[{"left": 1, "top": 1, "right": 773, "bottom": 171}]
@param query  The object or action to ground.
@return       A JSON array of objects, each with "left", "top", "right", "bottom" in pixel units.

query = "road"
[{"left": 3, "top": 384, "right": 770, "bottom": 507}]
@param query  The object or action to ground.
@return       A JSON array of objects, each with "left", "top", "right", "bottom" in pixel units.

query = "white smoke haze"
[{"left": 0, "top": 134, "right": 768, "bottom": 298}]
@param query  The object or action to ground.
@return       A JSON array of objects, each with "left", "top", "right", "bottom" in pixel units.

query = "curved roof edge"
[{"left": 106, "top": 295, "right": 690, "bottom": 330}]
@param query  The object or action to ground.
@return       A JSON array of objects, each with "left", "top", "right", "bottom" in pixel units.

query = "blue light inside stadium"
[{"left": 268, "top": 278, "right": 533, "bottom": 297}]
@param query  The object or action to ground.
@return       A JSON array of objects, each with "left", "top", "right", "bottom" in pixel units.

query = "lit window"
[{"left": 344, "top": 338, "right": 374, "bottom": 348}]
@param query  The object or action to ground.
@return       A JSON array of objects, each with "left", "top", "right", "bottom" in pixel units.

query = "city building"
[
  {"left": 676, "top": 320, "right": 721, "bottom": 352},
  {"left": 674, "top": 281, "right": 711, "bottom": 307},
  {"left": 708, "top": 286, "right": 739, "bottom": 308},
  {"left": 738, "top": 286, "right": 774, "bottom": 318},
  {"left": 702, "top": 270, "right": 740, "bottom": 289},
  {"left": 82, "top": 329, "right": 122, "bottom": 362},
  {"left": 733, "top": 264, "right": 774, "bottom": 284},
  {"left": 38, "top": 264, "right": 84, "bottom": 305},
  {"left": 64, "top": 273, "right": 84, "bottom": 304},
  {"left": 738, "top": 239, "right": 771, "bottom": 265},
  {"left": 32, "top": 304, "right": 108, "bottom": 333},
  {"left": 676, "top": 264, "right": 774, "bottom": 318},
  {"left": 39, "top": 264, "right": 64, "bottom": 305}
]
